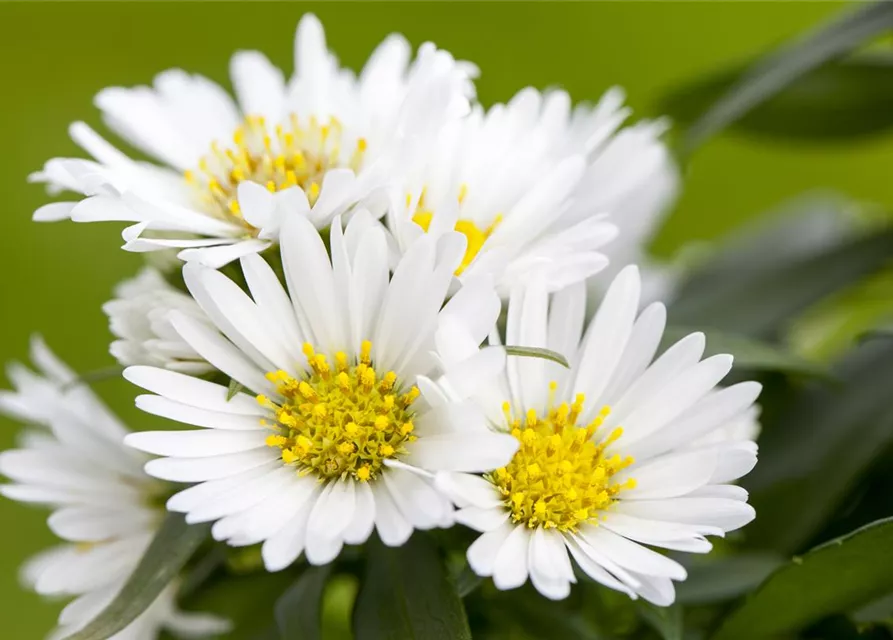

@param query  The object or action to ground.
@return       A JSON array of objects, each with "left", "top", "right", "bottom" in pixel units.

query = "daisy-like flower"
[
  {"left": 385, "top": 86, "right": 674, "bottom": 294},
  {"left": 104, "top": 268, "right": 213, "bottom": 375},
  {"left": 0, "top": 338, "right": 228, "bottom": 640},
  {"left": 123, "top": 212, "right": 518, "bottom": 571},
  {"left": 31, "top": 14, "right": 476, "bottom": 268},
  {"left": 435, "top": 266, "right": 760, "bottom": 604}
]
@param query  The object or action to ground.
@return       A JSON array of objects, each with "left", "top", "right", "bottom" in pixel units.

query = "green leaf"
[
  {"left": 275, "top": 565, "right": 331, "bottom": 640},
  {"left": 663, "top": 56, "right": 893, "bottom": 142},
  {"left": 662, "top": 326, "right": 828, "bottom": 378},
  {"left": 227, "top": 378, "right": 245, "bottom": 401},
  {"left": 353, "top": 533, "right": 471, "bottom": 640},
  {"left": 677, "top": 2, "right": 893, "bottom": 152},
  {"left": 670, "top": 221, "right": 893, "bottom": 340},
  {"left": 745, "top": 339, "right": 893, "bottom": 552},
  {"left": 65, "top": 514, "right": 209, "bottom": 640},
  {"left": 712, "top": 517, "right": 893, "bottom": 640},
  {"left": 503, "top": 345, "right": 570, "bottom": 368},
  {"left": 675, "top": 554, "right": 784, "bottom": 605},
  {"left": 636, "top": 602, "right": 683, "bottom": 640}
]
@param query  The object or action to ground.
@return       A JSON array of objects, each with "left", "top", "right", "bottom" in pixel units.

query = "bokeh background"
[{"left": 0, "top": 2, "right": 889, "bottom": 637}]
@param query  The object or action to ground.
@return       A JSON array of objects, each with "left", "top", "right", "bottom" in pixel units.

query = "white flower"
[
  {"left": 123, "top": 212, "right": 518, "bottom": 571},
  {"left": 31, "top": 14, "right": 476, "bottom": 269},
  {"left": 435, "top": 266, "right": 760, "bottom": 604},
  {"left": 104, "top": 268, "right": 214, "bottom": 375},
  {"left": 0, "top": 337, "right": 228, "bottom": 640},
  {"left": 384, "top": 86, "right": 675, "bottom": 294}
]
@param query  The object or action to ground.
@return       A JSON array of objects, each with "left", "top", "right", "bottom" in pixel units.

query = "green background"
[{"left": 0, "top": 2, "right": 889, "bottom": 637}]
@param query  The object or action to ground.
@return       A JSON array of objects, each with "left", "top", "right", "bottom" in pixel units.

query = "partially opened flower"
[
  {"left": 385, "top": 86, "right": 673, "bottom": 294},
  {"left": 123, "top": 212, "right": 518, "bottom": 571},
  {"left": 104, "top": 267, "right": 213, "bottom": 375},
  {"left": 435, "top": 266, "right": 760, "bottom": 604},
  {"left": 0, "top": 338, "right": 228, "bottom": 640},
  {"left": 31, "top": 14, "right": 476, "bottom": 268}
]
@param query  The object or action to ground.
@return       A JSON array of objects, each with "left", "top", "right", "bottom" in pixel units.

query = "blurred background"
[{"left": 1, "top": 2, "right": 891, "bottom": 637}]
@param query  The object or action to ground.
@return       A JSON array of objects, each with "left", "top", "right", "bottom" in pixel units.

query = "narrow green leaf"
[
  {"left": 676, "top": 554, "right": 784, "bottom": 605},
  {"left": 65, "top": 514, "right": 209, "bottom": 640},
  {"left": 353, "top": 533, "right": 471, "bottom": 640},
  {"left": 275, "top": 565, "right": 331, "bottom": 640},
  {"left": 636, "top": 602, "right": 683, "bottom": 640},
  {"left": 663, "top": 56, "right": 893, "bottom": 141},
  {"left": 503, "top": 345, "right": 570, "bottom": 369},
  {"left": 227, "top": 378, "right": 245, "bottom": 401},
  {"left": 662, "top": 326, "right": 828, "bottom": 379},
  {"left": 713, "top": 518, "right": 893, "bottom": 640},
  {"left": 680, "top": 2, "right": 893, "bottom": 152},
  {"left": 670, "top": 220, "right": 893, "bottom": 340},
  {"left": 745, "top": 339, "right": 893, "bottom": 552}
]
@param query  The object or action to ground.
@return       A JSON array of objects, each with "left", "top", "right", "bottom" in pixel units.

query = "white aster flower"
[
  {"left": 104, "top": 268, "right": 213, "bottom": 375},
  {"left": 435, "top": 266, "right": 760, "bottom": 604},
  {"left": 31, "top": 14, "right": 476, "bottom": 268},
  {"left": 123, "top": 212, "right": 518, "bottom": 571},
  {"left": 385, "top": 86, "right": 675, "bottom": 294},
  {"left": 0, "top": 337, "right": 228, "bottom": 640}
]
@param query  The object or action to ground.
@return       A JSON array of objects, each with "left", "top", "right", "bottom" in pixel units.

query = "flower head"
[
  {"left": 31, "top": 14, "right": 476, "bottom": 268},
  {"left": 124, "top": 212, "right": 517, "bottom": 571},
  {"left": 436, "top": 266, "right": 760, "bottom": 604},
  {"left": 0, "top": 338, "right": 228, "bottom": 639},
  {"left": 104, "top": 267, "right": 213, "bottom": 375},
  {"left": 386, "top": 86, "right": 676, "bottom": 295}
]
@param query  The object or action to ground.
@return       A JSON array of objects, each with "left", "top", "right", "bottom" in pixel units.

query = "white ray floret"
[
  {"left": 104, "top": 267, "right": 214, "bottom": 375},
  {"left": 31, "top": 14, "right": 476, "bottom": 268},
  {"left": 124, "top": 211, "right": 518, "bottom": 571},
  {"left": 435, "top": 266, "right": 760, "bottom": 604},
  {"left": 385, "top": 86, "right": 675, "bottom": 294},
  {"left": 0, "top": 338, "right": 228, "bottom": 640}
]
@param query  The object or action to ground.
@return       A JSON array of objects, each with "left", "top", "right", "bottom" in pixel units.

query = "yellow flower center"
[
  {"left": 489, "top": 384, "right": 636, "bottom": 532},
  {"left": 258, "top": 341, "right": 418, "bottom": 482},
  {"left": 185, "top": 114, "right": 367, "bottom": 229},
  {"left": 410, "top": 186, "right": 502, "bottom": 276}
]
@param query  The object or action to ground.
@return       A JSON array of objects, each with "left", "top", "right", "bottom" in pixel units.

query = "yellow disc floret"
[
  {"left": 259, "top": 341, "right": 418, "bottom": 482},
  {"left": 410, "top": 186, "right": 502, "bottom": 276},
  {"left": 490, "top": 385, "right": 636, "bottom": 532},
  {"left": 186, "top": 114, "right": 368, "bottom": 228}
]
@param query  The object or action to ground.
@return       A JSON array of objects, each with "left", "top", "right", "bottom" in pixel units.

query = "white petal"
[
  {"left": 619, "top": 449, "right": 717, "bottom": 500},
  {"left": 145, "top": 448, "right": 279, "bottom": 482},
  {"left": 492, "top": 524, "right": 531, "bottom": 590},
  {"left": 305, "top": 479, "right": 354, "bottom": 565},
  {"left": 579, "top": 525, "right": 686, "bottom": 580},
  {"left": 383, "top": 468, "right": 450, "bottom": 530},
  {"left": 434, "top": 472, "right": 503, "bottom": 509},
  {"left": 406, "top": 432, "right": 518, "bottom": 472},
  {"left": 124, "top": 366, "right": 263, "bottom": 416},
  {"left": 343, "top": 480, "right": 376, "bottom": 545},
  {"left": 262, "top": 486, "right": 320, "bottom": 572},
  {"left": 135, "top": 395, "right": 265, "bottom": 431},
  {"left": 528, "top": 528, "right": 573, "bottom": 600},
  {"left": 565, "top": 536, "right": 637, "bottom": 598},
  {"left": 372, "top": 480, "right": 413, "bottom": 547},
  {"left": 467, "top": 522, "right": 513, "bottom": 578},
  {"left": 125, "top": 429, "right": 267, "bottom": 458}
]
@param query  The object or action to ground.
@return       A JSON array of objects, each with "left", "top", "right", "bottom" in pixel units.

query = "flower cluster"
[{"left": 2, "top": 13, "right": 758, "bottom": 639}]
